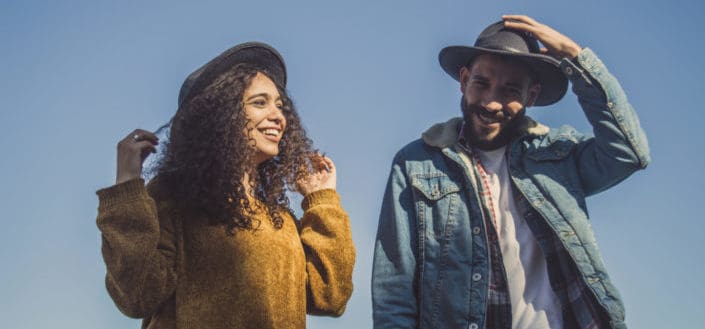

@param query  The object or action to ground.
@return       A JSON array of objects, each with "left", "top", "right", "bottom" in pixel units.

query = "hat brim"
[
  {"left": 439, "top": 46, "right": 568, "bottom": 106},
  {"left": 178, "top": 42, "right": 287, "bottom": 107}
]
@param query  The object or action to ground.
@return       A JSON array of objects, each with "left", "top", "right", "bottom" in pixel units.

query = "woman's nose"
[{"left": 267, "top": 106, "right": 285, "bottom": 123}]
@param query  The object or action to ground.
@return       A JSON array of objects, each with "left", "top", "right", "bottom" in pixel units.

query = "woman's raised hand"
[
  {"left": 296, "top": 154, "right": 337, "bottom": 196},
  {"left": 116, "top": 129, "right": 159, "bottom": 184}
]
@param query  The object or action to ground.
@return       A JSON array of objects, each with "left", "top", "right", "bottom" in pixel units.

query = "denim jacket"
[{"left": 372, "top": 48, "right": 650, "bottom": 329}]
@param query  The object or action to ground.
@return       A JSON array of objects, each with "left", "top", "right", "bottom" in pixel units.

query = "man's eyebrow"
[
  {"left": 469, "top": 74, "right": 489, "bottom": 81},
  {"left": 504, "top": 81, "right": 524, "bottom": 89}
]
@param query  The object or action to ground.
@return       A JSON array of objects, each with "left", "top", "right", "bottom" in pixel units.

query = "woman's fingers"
[
  {"left": 321, "top": 156, "right": 335, "bottom": 173},
  {"left": 136, "top": 141, "right": 158, "bottom": 158},
  {"left": 116, "top": 128, "right": 159, "bottom": 184},
  {"left": 128, "top": 129, "right": 159, "bottom": 144},
  {"left": 295, "top": 154, "right": 337, "bottom": 196},
  {"left": 313, "top": 155, "right": 335, "bottom": 173},
  {"left": 307, "top": 153, "right": 329, "bottom": 172},
  {"left": 119, "top": 129, "right": 159, "bottom": 159}
]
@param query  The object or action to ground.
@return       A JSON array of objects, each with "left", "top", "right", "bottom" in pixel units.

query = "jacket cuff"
[
  {"left": 559, "top": 48, "right": 609, "bottom": 93},
  {"left": 302, "top": 189, "right": 340, "bottom": 211},
  {"left": 560, "top": 48, "right": 607, "bottom": 78},
  {"left": 96, "top": 178, "right": 148, "bottom": 211},
  {"left": 574, "top": 48, "right": 606, "bottom": 75}
]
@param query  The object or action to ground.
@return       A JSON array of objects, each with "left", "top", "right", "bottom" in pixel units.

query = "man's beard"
[{"left": 460, "top": 97, "right": 525, "bottom": 150}]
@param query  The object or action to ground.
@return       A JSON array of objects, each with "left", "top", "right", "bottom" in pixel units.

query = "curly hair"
[{"left": 150, "top": 63, "right": 314, "bottom": 233}]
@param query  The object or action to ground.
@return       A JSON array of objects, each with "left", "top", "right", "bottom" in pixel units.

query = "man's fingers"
[
  {"left": 502, "top": 14, "right": 537, "bottom": 26},
  {"left": 501, "top": 15, "right": 580, "bottom": 59},
  {"left": 502, "top": 15, "right": 549, "bottom": 39},
  {"left": 503, "top": 19, "right": 538, "bottom": 35}
]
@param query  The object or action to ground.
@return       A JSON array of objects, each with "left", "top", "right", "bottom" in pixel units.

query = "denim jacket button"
[
  {"left": 472, "top": 227, "right": 481, "bottom": 235},
  {"left": 472, "top": 273, "right": 482, "bottom": 281},
  {"left": 469, "top": 323, "right": 479, "bottom": 329}
]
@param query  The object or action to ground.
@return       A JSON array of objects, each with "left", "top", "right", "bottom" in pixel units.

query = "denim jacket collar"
[{"left": 421, "top": 116, "right": 550, "bottom": 149}]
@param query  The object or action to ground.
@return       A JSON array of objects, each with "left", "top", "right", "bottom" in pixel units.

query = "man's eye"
[
  {"left": 506, "top": 89, "right": 521, "bottom": 97},
  {"left": 471, "top": 81, "right": 487, "bottom": 88}
]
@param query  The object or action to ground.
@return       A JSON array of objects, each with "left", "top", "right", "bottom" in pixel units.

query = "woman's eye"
[{"left": 252, "top": 100, "right": 266, "bottom": 106}]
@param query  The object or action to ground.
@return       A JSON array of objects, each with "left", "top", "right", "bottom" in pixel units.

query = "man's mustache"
[{"left": 461, "top": 99, "right": 509, "bottom": 121}]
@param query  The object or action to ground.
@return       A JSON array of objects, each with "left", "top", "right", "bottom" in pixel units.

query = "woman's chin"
[{"left": 253, "top": 150, "right": 279, "bottom": 165}]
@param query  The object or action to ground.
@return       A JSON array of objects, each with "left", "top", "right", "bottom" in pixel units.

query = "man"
[{"left": 372, "top": 15, "right": 649, "bottom": 329}]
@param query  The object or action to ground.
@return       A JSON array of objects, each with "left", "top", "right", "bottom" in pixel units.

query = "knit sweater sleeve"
[
  {"left": 299, "top": 189, "right": 356, "bottom": 317},
  {"left": 96, "top": 178, "right": 177, "bottom": 319}
]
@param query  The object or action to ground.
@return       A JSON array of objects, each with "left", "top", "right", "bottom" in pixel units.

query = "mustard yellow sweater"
[{"left": 96, "top": 178, "right": 355, "bottom": 329}]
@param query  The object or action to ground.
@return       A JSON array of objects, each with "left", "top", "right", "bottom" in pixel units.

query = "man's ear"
[
  {"left": 525, "top": 83, "right": 542, "bottom": 107},
  {"left": 459, "top": 66, "right": 470, "bottom": 93}
]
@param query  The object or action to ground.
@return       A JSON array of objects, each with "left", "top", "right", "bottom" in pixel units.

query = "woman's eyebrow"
[{"left": 245, "top": 93, "right": 271, "bottom": 101}]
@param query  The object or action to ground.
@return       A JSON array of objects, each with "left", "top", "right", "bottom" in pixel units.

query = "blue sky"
[{"left": 1, "top": 0, "right": 704, "bottom": 328}]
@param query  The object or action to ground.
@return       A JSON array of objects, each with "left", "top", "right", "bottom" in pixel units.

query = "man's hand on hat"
[{"left": 502, "top": 15, "right": 582, "bottom": 61}]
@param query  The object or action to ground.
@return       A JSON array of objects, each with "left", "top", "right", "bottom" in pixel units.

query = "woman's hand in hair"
[
  {"left": 115, "top": 129, "right": 159, "bottom": 184},
  {"left": 296, "top": 154, "right": 337, "bottom": 196}
]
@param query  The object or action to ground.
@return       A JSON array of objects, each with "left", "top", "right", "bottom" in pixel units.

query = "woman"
[{"left": 96, "top": 42, "right": 355, "bottom": 329}]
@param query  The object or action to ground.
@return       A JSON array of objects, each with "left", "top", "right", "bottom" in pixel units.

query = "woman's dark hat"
[
  {"left": 178, "top": 42, "right": 287, "bottom": 107},
  {"left": 439, "top": 21, "right": 568, "bottom": 106}
]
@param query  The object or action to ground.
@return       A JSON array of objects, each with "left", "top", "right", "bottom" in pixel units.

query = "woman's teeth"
[{"left": 263, "top": 129, "right": 280, "bottom": 136}]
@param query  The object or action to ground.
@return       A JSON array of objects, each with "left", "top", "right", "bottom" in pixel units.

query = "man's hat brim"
[{"left": 439, "top": 46, "right": 568, "bottom": 106}]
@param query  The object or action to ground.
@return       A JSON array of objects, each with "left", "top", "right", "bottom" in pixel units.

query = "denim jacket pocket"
[
  {"left": 410, "top": 173, "right": 462, "bottom": 201},
  {"left": 410, "top": 173, "right": 464, "bottom": 244}
]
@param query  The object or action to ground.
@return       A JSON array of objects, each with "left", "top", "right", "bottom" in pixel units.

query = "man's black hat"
[{"left": 439, "top": 21, "right": 568, "bottom": 106}]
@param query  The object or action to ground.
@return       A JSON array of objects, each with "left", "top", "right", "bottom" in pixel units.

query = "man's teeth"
[{"left": 263, "top": 129, "right": 280, "bottom": 136}]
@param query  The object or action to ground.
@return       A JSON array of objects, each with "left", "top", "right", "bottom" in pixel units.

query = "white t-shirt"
[{"left": 475, "top": 146, "right": 563, "bottom": 329}]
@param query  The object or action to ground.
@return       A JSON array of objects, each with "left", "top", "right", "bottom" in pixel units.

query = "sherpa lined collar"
[{"left": 421, "top": 116, "right": 549, "bottom": 149}]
